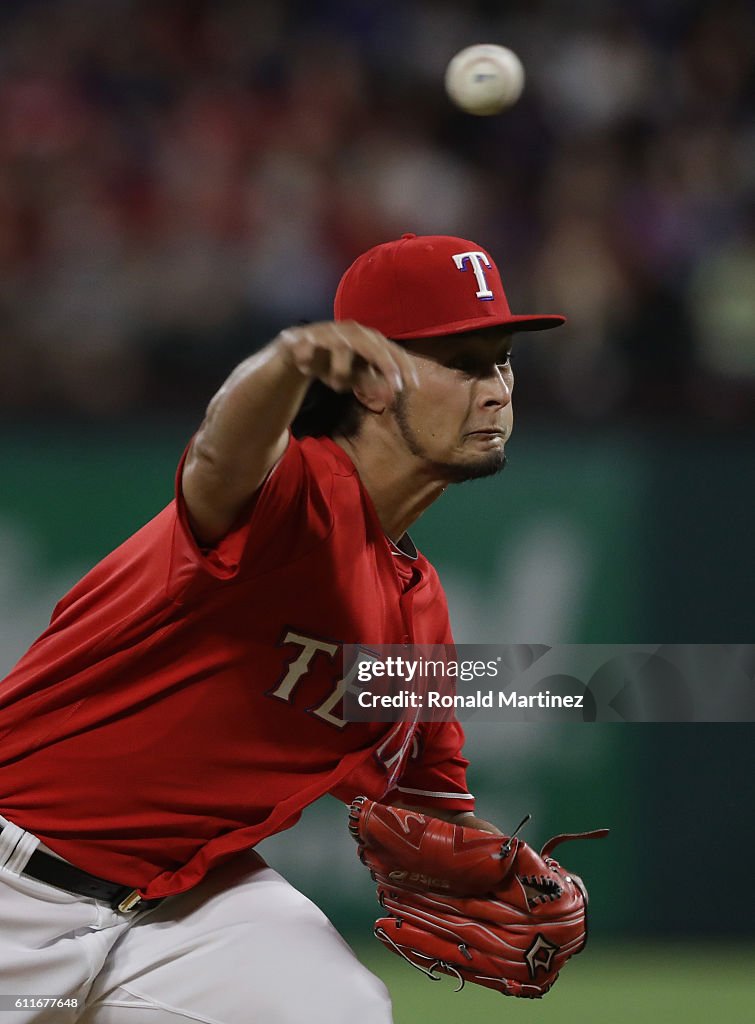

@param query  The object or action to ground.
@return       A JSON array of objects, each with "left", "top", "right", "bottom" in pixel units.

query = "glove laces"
[{"left": 374, "top": 926, "right": 466, "bottom": 992}]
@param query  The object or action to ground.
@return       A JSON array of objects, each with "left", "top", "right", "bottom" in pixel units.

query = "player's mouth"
[{"left": 465, "top": 429, "right": 506, "bottom": 446}]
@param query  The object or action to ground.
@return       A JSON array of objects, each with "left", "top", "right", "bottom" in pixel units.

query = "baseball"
[{"left": 444, "top": 44, "right": 525, "bottom": 116}]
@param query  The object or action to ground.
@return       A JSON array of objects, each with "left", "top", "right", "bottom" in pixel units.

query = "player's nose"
[{"left": 478, "top": 365, "right": 512, "bottom": 409}]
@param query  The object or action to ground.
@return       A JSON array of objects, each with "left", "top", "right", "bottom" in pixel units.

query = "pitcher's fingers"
[
  {"left": 351, "top": 323, "right": 420, "bottom": 389},
  {"left": 279, "top": 328, "right": 320, "bottom": 376},
  {"left": 331, "top": 325, "right": 401, "bottom": 393},
  {"left": 325, "top": 331, "right": 359, "bottom": 390},
  {"left": 337, "top": 324, "right": 405, "bottom": 391}
]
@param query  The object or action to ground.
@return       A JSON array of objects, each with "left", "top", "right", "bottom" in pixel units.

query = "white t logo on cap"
[{"left": 452, "top": 251, "right": 494, "bottom": 301}]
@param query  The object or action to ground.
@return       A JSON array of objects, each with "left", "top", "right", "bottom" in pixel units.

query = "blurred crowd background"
[{"left": 1, "top": 0, "right": 753, "bottom": 422}]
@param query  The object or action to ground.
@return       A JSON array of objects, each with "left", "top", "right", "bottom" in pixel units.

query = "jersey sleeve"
[
  {"left": 388, "top": 719, "right": 475, "bottom": 813},
  {"left": 170, "top": 433, "right": 333, "bottom": 586}
]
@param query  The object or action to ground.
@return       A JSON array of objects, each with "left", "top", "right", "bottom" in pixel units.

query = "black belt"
[{"left": 0, "top": 824, "right": 160, "bottom": 913}]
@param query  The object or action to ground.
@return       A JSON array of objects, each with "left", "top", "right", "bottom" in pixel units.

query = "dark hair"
[{"left": 291, "top": 380, "right": 365, "bottom": 439}]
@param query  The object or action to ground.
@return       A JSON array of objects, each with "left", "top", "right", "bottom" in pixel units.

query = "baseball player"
[{"left": 0, "top": 233, "right": 564, "bottom": 1023}]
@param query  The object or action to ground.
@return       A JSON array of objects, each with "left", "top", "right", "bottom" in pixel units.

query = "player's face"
[{"left": 391, "top": 329, "right": 514, "bottom": 482}]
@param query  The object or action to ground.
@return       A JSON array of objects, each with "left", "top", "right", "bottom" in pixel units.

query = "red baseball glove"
[{"left": 349, "top": 796, "right": 608, "bottom": 999}]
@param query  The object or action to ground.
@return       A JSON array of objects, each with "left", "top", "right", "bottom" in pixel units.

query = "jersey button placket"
[{"left": 398, "top": 577, "right": 418, "bottom": 647}]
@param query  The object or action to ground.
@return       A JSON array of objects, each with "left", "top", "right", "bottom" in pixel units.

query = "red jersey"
[{"left": 0, "top": 435, "right": 472, "bottom": 899}]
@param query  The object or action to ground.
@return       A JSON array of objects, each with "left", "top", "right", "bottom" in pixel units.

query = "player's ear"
[
  {"left": 352, "top": 383, "right": 387, "bottom": 415},
  {"left": 352, "top": 364, "right": 394, "bottom": 414}
]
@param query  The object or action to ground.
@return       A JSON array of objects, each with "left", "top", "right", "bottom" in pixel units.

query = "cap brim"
[
  {"left": 505, "top": 314, "right": 567, "bottom": 332},
  {"left": 391, "top": 313, "right": 566, "bottom": 339}
]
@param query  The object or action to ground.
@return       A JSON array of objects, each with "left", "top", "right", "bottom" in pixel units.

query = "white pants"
[{"left": 0, "top": 820, "right": 392, "bottom": 1024}]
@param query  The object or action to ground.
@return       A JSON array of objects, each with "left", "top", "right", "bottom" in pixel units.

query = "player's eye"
[{"left": 450, "top": 353, "right": 512, "bottom": 376}]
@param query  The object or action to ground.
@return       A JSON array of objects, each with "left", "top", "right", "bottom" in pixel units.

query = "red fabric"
[
  {"left": 334, "top": 233, "right": 565, "bottom": 339},
  {"left": 0, "top": 435, "right": 471, "bottom": 899}
]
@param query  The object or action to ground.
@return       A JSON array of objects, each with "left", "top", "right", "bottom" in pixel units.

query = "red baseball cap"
[{"left": 334, "top": 233, "right": 565, "bottom": 339}]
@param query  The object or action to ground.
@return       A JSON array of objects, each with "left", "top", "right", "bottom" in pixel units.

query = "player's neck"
[{"left": 333, "top": 431, "right": 446, "bottom": 543}]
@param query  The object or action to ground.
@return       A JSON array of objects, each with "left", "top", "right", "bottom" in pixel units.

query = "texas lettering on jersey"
[
  {"left": 267, "top": 630, "right": 421, "bottom": 791},
  {"left": 267, "top": 629, "right": 348, "bottom": 729}
]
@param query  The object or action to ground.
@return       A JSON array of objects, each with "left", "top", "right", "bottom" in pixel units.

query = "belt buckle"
[{"left": 116, "top": 889, "right": 143, "bottom": 913}]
